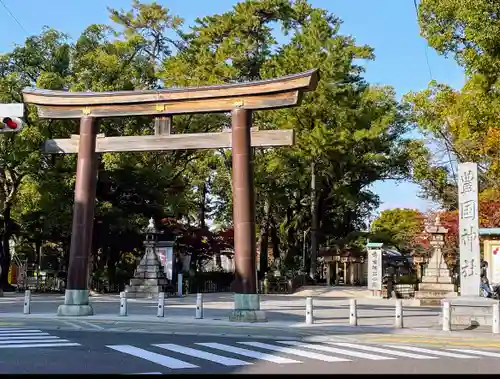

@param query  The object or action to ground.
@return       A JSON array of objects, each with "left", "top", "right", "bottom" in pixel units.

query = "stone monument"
[
  {"left": 366, "top": 242, "right": 383, "bottom": 298},
  {"left": 414, "top": 215, "right": 457, "bottom": 305},
  {"left": 447, "top": 162, "right": 497, "bottom": 326},
  {"left": 125, "top": 218, "right": 169, "bottom": 299}
]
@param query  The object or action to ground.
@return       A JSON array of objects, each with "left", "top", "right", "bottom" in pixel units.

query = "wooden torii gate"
[{"left": 23, "top": 69, "right": 319, "bottom": 320}]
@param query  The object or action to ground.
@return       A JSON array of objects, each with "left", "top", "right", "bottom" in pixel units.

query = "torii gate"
[{"left": 23, "top": 69, "right": 319, "bottom": 321}]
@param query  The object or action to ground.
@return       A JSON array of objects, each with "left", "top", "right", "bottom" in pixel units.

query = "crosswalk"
[
  {"left": 0, "top": 328, "right": 80, "bottom": 349},
  {"left": 107, "top": 339, "right": 500, "bottom": 373}
]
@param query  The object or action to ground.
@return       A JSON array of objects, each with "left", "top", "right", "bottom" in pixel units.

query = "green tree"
[
  {"left": 405, "top": 0, "right": 500, "bottom": 210},
  {"left": 161, "top": 0, "right": 413, "bottom": 278},
  {"left": 371, "top": 208, "right": 425, "bottom": 253}
]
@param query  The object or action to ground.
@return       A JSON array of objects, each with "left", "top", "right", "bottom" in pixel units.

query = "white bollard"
[
  {"left": 157, "top": 292, "right": 165, "bottom": 318},
  {"left": 442, "top": 300, "right": 451, "bottom": 332},
  {"left": 177, "top": 273, "right": 183, "bottom": 297},
  {"left": 493, "top": 303, "right": 500, "bottom": 334},
  {"left": 395, "top": 299, "right": 403, "bottom": 328},
  {"left": 349, "top": 299, "right": 357, "bottom": 326},
  {"left": 119, "top": 291, "right": 127, "bottom": 316},
  {"left": 23, "top": 290, "right": 31, "bottom": 314},
  {"left": 305, "top": 296, "right": 314, "bottom": 324},
  {"left": 195, "top": 293, "right": 203, "bottom": 319}
]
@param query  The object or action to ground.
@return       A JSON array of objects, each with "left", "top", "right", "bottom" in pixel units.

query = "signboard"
[
  {"left": 488, "top": 244, "right": 500, "bottom": 284},
  {"left": 367, "top": 247, "right": 382, "bottom": 291},
  {"left": 458, "top": 162, "right": 480, "bottom": 296},
  {"left": 156, "top": 246, "right": 173, "bottom": 280}
]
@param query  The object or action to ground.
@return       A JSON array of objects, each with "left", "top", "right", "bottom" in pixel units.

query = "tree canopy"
[{"left": 0, "top": 0, "right": 416, "bottom": 289}]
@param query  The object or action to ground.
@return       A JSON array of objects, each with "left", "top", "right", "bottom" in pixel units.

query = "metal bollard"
[
  {"left": 120, "top": 291, "right": 128, "bottom": 316},
  {"left": 195, "top": 293, "right": 203, "bottom": 319},
  {"left": 177, "top": 273, "right": 183, "bottom": 297},
  {"left": 395, "top": 299, "right": 403, "bottom": 328},
  {"left": 305, "top": 296, "right": 313, "bottom": 325},
  {"left": 349, "top": 299, "right": 357, "bottom": 326},
  {"left": 442, "top": 300, "right": 451, "bottom": 332},
  {"left": 23, "top": 290, "right": 31, "bottom": 314},
  {"left": 157, "top": 292, "right": 165, "bottom": 318},
  {"left": 493, "top": 303, "right": 500, "bottom": 334}
]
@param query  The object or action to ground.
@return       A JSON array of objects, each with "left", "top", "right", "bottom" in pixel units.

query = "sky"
[{"left": 0, "top": 0, "right": 465, "bottom": 214}]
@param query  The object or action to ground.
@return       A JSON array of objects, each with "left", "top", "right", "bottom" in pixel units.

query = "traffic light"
[{"left": 0, "top": 103, "right": 24, "bottom": 133}]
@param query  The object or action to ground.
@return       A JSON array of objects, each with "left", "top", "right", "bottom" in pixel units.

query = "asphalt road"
[{"left": 1, "top": 327, "right": 500, "bottom": 374}]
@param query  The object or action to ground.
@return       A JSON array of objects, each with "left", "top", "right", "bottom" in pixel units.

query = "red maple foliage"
[
  {"left": 414, "top": 199, "right": 500, "bottom": 265},
  {"left": 156, "top": 218, "right": 234, "bottom": 267}
]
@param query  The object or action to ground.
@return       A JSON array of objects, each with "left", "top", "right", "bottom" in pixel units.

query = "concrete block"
[
  {"left": 230, "top": 293, "right": 267, "bottom": 323},
  {"left": 57, "top": 289, "right": 94, "bottom": 317},
  {"left": 446, "top": 296, "right": 497, "bottom": 326},
  {"left": 57, "top": 304, "right": 94, "bottom": 316}
]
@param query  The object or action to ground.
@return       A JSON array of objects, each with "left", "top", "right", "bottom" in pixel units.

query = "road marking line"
[
  {"left": 365, "top": 338, "right": 500, "bottom": 348},
  {"left": 0, "top": 327, "right": 25, "bottom": 331},
  {"left": 238, "top": 341, "right": 351, "bottom": 362},
  {"left": 63, "top": 321, "right": 83, "bottom": 329},
  {"left": 78, "top": 321, "right": 104, "bottom": 330},
  {"left": 0, "top": 342, "right": 81, "bottom": 348},
  {"left": 329, "top": 343, "right": 438, "bottom": 360},
  {"left": 196, "top": 342, "right": 301, "bottom": 364},
  {"left": 276, "top": 341, "right": 395, "bottom": 361},
  {"left": 448, "top": 349, "right": 500, "bottom": 358},
  {"left": 0, "top": 339, "right": 68, "bottom": 345},
  {"left": 155, "top": 343, "right": 251, "bottom": 366},
  {"left": 107, "top": 345, "right": 198, "bottom": 369},
  {"left": 0, "top": 332, "right": 50, "bottom": 337},
  {"left": 0, "top": 336, "right": 59, "bottom": 340},
  {"left": 0, "top": 330, "right": 42, "bottom": 334},
  {"left": 384, "top": 345, "right": 479, "bottom": 359}
]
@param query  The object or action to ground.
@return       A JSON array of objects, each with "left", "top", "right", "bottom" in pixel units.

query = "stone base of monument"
[
  {"left": 57, "top": 289, "right": 94, "bottom": 316},
  {"left": 442, "top": 296, "right": 498, "bottom": 326},
  {"left": 229, "top": 293, "right": 267, "bottom": 322},
  {"left": 414, "top": 284, "right": 458, "bottom": 306}
]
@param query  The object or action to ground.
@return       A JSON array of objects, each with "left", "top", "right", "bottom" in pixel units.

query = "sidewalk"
[{"left": 1, "top": 312, "right": 499, "bottom": 342}]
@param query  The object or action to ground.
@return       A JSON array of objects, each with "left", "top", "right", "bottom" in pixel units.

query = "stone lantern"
[
  {"left": 414, "top": 215, "right": 457, "bottom": 305},
  {"left": 124, "top": 217, "right": 168, "bottom": 299},
  {"left": 144, "top": 217, "right": 159, "bottom": 245}
]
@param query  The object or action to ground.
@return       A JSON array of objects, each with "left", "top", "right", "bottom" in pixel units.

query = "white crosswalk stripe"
[
  {"left": 329, "top": 342, "right": 439, "bottom": 359},
  {"left": 107, "top": 345, "right": 199, "bottom": 369},
  {"left": 383, "top": 345, "right": 480, "bottom": 359},
  {"left": 0, "top": 328, "right": 80, "bottom": 349},
  {"left": 106, "top": 340, "right": 500, "bottom": 373},
  {"left": 448, "top": 349, "right": 500, "bottom": 358},
  {"left": 276, "top": 341, "right": 395, "bottom": 360},
  {"left": 238, "top": 341, "right": 351, "bottom": 362},
  {"left": 154, "top": 344, "right": 251, "bottom": 366},
  {"left": 196, "top": 342, "right": 301, "bottom": 364}
]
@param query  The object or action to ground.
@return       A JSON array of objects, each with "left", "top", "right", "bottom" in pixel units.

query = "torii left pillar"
[{"left": 57, "top": 117, "right": 97, "bottom": 316}]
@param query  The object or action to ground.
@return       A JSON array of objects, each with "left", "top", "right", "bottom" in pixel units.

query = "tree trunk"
[
  {"left": 258, "top": 199, "right": 270, "bottom": 279},
  {"left": 270, "top": 221, "right": 279, "bottom": 259},
  {"left": 199, "top": 182, "right": 207, "bottom": 229},
  {"left": 309, "top": 161, "right": 319, "bottom": 280},
  {"left": 0, "top": 205, "right": 13, "bottom": 290}
]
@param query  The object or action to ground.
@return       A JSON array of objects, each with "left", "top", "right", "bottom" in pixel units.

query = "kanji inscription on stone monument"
[{"left": 458, "top": 162, "right": 480, "bottom": 296}]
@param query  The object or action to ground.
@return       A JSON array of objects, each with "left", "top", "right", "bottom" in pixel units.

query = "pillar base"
[
  {"left": 57, "top": 289, "right": 94, "bottom": 317},
  {"left": 229, "top": 293, "right": 267, "bottom": 322}
]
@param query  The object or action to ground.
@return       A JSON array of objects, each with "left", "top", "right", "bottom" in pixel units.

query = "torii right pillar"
[{"left": 229, "top": 107, "right": 265, "bottom": 322}]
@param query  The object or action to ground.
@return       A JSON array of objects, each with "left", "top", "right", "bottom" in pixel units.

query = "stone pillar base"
[
  {"left": 446, "top": 296, "right": 497, "bottom": 326},
  {"left": 229, "top": 293, "right": 267, "bottom": 322},
  {"left": 57, "top": 289, "right": 94, "bottom": 317}
]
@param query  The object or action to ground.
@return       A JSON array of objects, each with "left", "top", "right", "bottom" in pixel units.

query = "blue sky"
[{"left": 0, "top": 0, "right": 465, "bottom": 214}]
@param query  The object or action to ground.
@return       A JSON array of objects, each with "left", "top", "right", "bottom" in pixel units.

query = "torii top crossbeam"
[{"left": 22, "top": 69, "right": 319, "bottom": 118}]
